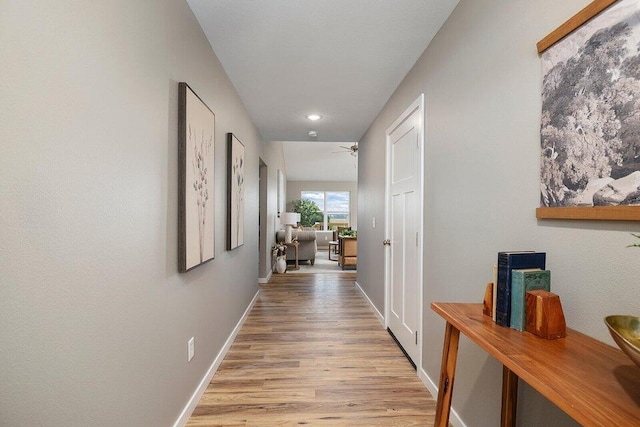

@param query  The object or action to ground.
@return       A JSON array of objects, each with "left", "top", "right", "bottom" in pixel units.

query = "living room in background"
[{"left": 301, "top": 191, "right": 350, "bottom": 230}]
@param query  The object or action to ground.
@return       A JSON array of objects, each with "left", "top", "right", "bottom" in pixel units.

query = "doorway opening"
[{"left": 258, "top": 159, "right": 268, "bottom": 282}]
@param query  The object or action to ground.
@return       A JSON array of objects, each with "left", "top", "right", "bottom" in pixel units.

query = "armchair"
[{"left": 276, "top": 229, "right": 317, "bottom": 265}]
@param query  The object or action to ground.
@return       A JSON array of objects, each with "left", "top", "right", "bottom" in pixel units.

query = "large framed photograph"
[
  {"left": 537, "top": 0, "right": 640, "bottom": 221},
  {"left": 178, "top": 82, "right": 215, "bottom": 272},
  {"left": 227, "top": 133, "right": 245, "bottom": 250}
]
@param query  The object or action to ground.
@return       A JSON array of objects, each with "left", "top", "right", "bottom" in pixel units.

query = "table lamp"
[{"left": 280, "top": 212, "right": 300, "bottom": 243}]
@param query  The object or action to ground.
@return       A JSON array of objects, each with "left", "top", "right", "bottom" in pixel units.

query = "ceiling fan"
[{"left": 332, "top": 143, "right": 358, "bottom": 156}]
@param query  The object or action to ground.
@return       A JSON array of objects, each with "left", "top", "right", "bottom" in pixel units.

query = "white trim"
[
  {"left": 384, "top": 93, "right": 425, "bottom": 368},
  {"left": 358, "top": 281, "right": 464, "bottom": 425},
  {"left": 258, "top": 269, "right": 272, "bottom": 284},
  {"left": 173, "top": 290, "right": 260, "bottom": 427},
  {"left": 354, "top": 281, "right": 384, "bottom": 327},
  {"left": 384, "top": 113, "right": 391, "bottom": 331},
  {"left": 358, "top": 280, "right": 463, "bottom": 425},
  {"left": 418, "top": 367, "right": 467, "bottom": 427}
]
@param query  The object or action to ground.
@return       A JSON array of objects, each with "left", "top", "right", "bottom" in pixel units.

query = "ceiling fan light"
[{"left": 306, "top": 114, "right": 322, "bottom": 121}]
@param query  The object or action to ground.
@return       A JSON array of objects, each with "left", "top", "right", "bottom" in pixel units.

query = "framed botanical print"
[
  {"left": 178, "top": 82, "right": 215, "bottom": 272},
  {"left": 227, "top": 133, "right": 245, "bottom": 250}
]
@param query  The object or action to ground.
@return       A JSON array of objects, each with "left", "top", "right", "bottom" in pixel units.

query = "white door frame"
[{"left": 384, "top": 94, "right": 425, "bottom": 367}]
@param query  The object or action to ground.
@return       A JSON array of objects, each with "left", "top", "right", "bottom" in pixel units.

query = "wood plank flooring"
[{"left": 187, "top": 273, "right": 436, "bottom": 426}]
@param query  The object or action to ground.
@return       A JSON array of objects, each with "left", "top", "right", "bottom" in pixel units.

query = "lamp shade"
[{"left": 280, "top": 212, "right": 299, "bottom": 225}]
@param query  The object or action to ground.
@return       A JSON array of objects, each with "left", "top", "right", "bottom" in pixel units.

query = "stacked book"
[{"left": 493, "top": 251, "right": 550, "bottom": 330}]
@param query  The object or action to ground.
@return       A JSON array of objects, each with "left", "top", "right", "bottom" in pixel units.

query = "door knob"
[{"left": 383, "top": 239, "right": 391, "bottom": 246}]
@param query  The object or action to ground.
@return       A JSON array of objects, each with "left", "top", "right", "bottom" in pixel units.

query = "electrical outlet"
[{"left": 188, "top": 337, "right": 195, "bottom": 362}]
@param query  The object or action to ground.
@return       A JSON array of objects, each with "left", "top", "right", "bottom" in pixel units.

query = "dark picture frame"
[
  {"left": 178, "top": 82, "right": 215, "bottom": 272},
  {"left": 277, "top": 169, "right": 284, "bottom": 217},
  {"left": 227, "top": 133, "right": 245, "bottom": 250},
  {"left": 537, "top": 0, "right": 640, "bottom": 221}
]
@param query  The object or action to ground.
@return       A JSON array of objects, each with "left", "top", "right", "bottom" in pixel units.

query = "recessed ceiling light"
[{"left": 306, "top": 114, "right": 322, "bottom": 121}]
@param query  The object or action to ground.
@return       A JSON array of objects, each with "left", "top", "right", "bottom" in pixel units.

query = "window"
[{"left": 301, "top": 191, "right": 350, "bottom": 230}]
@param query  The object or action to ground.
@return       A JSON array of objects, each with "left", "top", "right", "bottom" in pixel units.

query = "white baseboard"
[
  {"left": 354, "top": 282, "right": 464, "bottom": 424},
  {"left": 355, "top": 281, "right": 465, "bottom": 426},
  {"left": 354, "top": 281, "right": 384, "bottom": 327},
  {"left": 258, "top": 269, "right": 272, "bottom": 284},
  {"left": 418, "top": 367, "right": 467, "bottom": 427},
  {"left": 173, "top": 290, "right": 260, "bottom": 427}
]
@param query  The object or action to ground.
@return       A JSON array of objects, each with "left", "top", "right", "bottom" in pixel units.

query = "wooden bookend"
[
  {"left": 483, "top": 283, "right": 493, "bottom": 317},
  {"left": 525, "top": 290, "right": 566, "bottom": 339}
]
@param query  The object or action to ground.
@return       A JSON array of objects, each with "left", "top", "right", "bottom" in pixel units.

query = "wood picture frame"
[
  {"left": 536, "top": 0, "right": 617, "bottom": 53},
  {"left": 178, "top": 82, "right": 215, "bottom": 272},
  {"left": 227, "top": 133, "right": 245, "bottom": 250},
  {"left": 537, "top": 0, "right": 640, "bottom": 221}
]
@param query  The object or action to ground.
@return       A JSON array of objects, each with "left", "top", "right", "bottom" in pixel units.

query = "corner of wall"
[
  {"left": 354, "top": 281, "right": 384, "bottom": 327},
  {"left": 173, "top": 291, "right": 260, "bottom": 427}
]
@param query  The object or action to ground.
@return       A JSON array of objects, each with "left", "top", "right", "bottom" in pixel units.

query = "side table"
[
  {"left": 285, "top": 241, "right": 299, "bottom": 271},
  {"left": 328, "top": 240, "right": 339, "bottom": 261}
]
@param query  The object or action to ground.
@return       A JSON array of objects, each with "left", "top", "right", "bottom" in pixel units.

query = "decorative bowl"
[{"left": 604, "top": 315, "right": 640, "bottom": 368}]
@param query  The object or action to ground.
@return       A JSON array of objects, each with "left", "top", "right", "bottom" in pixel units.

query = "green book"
[{"left": 510, "top": 269, "right": 551, "bottom": 331}]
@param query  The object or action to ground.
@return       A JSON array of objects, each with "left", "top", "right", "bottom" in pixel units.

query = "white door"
[{"left": 385, "top": 95, "right": 424, "bottom": 365}]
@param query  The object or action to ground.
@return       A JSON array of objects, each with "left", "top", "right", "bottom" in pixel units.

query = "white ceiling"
[
  {"left": 187, "top": 0, "right": 459, "bottom": 180},
  {"left": 281, "top": 141, "right": 358, "bottom": 181}
]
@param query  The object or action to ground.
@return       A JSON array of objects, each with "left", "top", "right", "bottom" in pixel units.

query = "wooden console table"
[{"left": 431, "top": 302, "right": 640, "bottom": 427}]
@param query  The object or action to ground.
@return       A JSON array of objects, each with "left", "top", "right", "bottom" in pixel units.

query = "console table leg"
[
  {"left": 434, "top": 322, "right": 460, "bottom": 427},
  {"left": 501, "top": 366, "right": 518, "bottom": 427}
]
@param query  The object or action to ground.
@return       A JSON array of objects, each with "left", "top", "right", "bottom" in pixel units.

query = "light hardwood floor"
[{"left": 187, "top": 272, "right": 436, "bottom": 426}]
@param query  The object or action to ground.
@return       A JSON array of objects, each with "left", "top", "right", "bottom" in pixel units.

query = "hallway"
[{"left": 187, "top": 273, "right": 436, "bottom": 426}]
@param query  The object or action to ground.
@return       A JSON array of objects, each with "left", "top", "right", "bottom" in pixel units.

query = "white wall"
[
  {"left": 0, "top": 1, "right": 282, "bottom": 425},
  {"left": 357, "top": 1, "right": 640, "bottom": 426},
  {"left": 286, "top": 180, "right": 358, "bottom": 230}
]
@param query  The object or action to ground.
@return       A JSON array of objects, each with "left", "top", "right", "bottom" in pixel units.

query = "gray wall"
[
  {"left": 286, "top": 181, "right": 358, "bottom": 230},
  {"left": 357, "top": 1, "right": 640, "bottom": 426},
  {"left": 263, "top": 142, "right": 287, "bottom": 279},
  {"left": 0, "top": 1, "right": 283, "bottom": 425}
]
